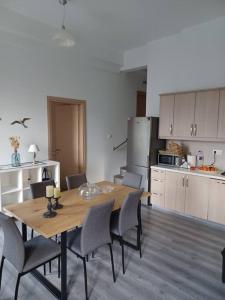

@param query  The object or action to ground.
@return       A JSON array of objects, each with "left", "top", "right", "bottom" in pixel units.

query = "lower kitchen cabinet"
[
  {"left": 208, "top": 179, "right": 225, "bottom": 225},
  {"left": 151, "top": 167, "right": 225, "bottom": 226},
  {"left": 151, "top": 169, "right": 165, "bottom": 208},
  {"left": 165, "top": 171, "right": 185, "bottom": 213},
  {"left": 185, "top": 175, "right": 209, "bottom": 219}
]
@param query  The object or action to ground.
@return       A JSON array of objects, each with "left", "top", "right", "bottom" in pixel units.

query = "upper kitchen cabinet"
[
  {"left": 218, "top": 89, "right": 225, "bottom": 139},
  {"left": 194, "top": 90, "right": 219, "bottom": 138},
  {"left": 159, "top": 94, "right": 175, "bottom": 138},
  {"left": 173, "top": 92, "right": 195, "bottom": 138}
]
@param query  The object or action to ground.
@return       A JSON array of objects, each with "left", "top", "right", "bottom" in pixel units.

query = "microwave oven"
[{"left": 158, "top": 153, "right": 182, "bottom": 167}]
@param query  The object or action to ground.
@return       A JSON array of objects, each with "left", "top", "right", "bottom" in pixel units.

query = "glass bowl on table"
[{"left": 79, "top": 183, "right": 102, "bottom": 200}]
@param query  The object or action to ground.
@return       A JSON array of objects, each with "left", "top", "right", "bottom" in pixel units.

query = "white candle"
[
  {"left": 46, "top": 185, "right": 54, "bottom": 198},
  {"left": 54, "top": 187, "right": 61, "bottom": 198}
]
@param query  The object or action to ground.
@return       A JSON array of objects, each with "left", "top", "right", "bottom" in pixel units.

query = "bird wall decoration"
[{"left": 11, "top": 118, "right": 31, "bottom": 128}]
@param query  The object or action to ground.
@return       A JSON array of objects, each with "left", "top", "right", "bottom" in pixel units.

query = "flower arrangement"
[
  {"left": 9, "top": 136, "right": 21, "bottom": 167},
  {"left": 9, "top": 136, "right": 20, "bottom": 152}
]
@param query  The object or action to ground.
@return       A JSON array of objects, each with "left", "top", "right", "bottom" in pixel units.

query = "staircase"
[{"left": 113, "top": 166, "right": 127, "bottom": 184}]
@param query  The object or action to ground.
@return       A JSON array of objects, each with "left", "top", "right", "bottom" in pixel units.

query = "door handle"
[
  {"left": 55, "top": 149, "right": 61, "bottom": 152},
  {"left": 190, "top": 124, "right": 193, "bottom": 136},
  {"left": 153, "top": 179, "right": 161, "bottom": 182},
  {"left": 194, "top": 124, "right": 197, "bottom": 136},
  {"left": 153, "top": 192, "right": 161, "bottom": 196},
  {"left": 170, "top": 124, "right": 173, "bottom": 135},
  {"left": 186, "top": 176, "right": 189, "bottom": 188},
  {"left": 182, "top": 176, "right": 185, "bottom": 187}
]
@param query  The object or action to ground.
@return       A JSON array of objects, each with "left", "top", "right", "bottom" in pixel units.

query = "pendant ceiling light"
[{"left": 52, "top": 0, "right": 75, "bottom": 47}]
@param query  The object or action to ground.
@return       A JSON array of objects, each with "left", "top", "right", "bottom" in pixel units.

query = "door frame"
[{"left": 47, "top": 96, "right": 87, "bottom": 171}]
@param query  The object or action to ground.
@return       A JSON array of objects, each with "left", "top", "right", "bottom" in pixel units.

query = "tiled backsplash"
[{"left": 170, "top": 140, "right": 225, "bottom": 170}]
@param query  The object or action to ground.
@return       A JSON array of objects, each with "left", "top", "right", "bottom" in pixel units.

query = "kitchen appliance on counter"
[
  {"left": 127, "top": 117, "right": 165, "bottom": 192},
  {"left": 158, "top": 153, "right": 182, "bottom": 167},
  {"left": 187, "top": 154, "right": 197, "bottom": 168}
]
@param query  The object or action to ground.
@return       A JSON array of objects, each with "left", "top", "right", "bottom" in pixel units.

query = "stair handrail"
[{"left": 113, "top": 138, "right": 128, "bottom": 151}]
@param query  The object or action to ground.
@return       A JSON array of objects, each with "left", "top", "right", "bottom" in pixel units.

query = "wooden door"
[
  {"left": 208, "top": 179, "right": 225, "bottom": 225},
  {"left": 48, "top": 97, "right": 86, "bottom": 190},
  {"left": 194, "top": 90, "right": 219, "bottom": 138},
  {"left": 136, "top": 91, "right": 146, "bottom": 117},
  {"left": 185, "top": 175, "right": 209, "bottom": 219},
  {"left": 159, "top": 94, "right": 175, "bottom": 138},
  {"left": 218, "top": 89, "right": 225, "bottom": 139},
  {"left": 173, "top": 93, "right": 195, "bottom": 138},
  {"left": 165, "top": 171, "right": 185, "bottom": 213}
]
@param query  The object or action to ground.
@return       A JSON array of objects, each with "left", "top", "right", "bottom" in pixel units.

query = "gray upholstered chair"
[
  {"left": 122, "top": 172, "right": 143, "bottom": 234},
  {"left": 122, "top": 172, "right": 142, "bottom": 189},
  {"left": 30, "top": 179, "right": 55, "bottom": 199},
  {"left": 66, "top": 173, "right": 87, "bottom": 190},
  {"left": 30, "top": 179, "right": 56, "bottom": 274},
  {"left": 0, "top": 212, "right": 61, "bottom": 300},
  {"left": 111, "top": 190, "right": 143, "bottom": 274},
  {"left": 67, "top": 200, "right": 115, "bottom": 300},
  {"left": 30, "top": 179, "right": 55, "bottom": 240}
]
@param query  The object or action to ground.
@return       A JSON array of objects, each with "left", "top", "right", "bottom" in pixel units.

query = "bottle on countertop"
[{"left": 196, "top": 150, "right": 204, "bottom": 167}]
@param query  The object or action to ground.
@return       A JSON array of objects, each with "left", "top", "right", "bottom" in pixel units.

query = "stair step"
[
  {"left": 114, "top": 174, "right": 124, "bottom": 185},
  {"left": 120, "top": 166, "right": 127, "bottom": 176}
]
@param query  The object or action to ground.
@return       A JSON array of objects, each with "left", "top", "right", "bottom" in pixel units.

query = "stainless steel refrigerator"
[{"left": 126, "top": 117, "right": 165, "bottom": 192}]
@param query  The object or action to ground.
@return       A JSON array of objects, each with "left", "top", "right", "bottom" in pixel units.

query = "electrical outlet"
[{"left": 213, "top": 149, "right": 223, "bottom": 156}]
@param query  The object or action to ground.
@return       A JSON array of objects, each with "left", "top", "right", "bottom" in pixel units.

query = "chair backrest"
[
  {"left": 80, "top": 199, "right": 114, "bottom": 256},
  {"left": 122, "top": 172, "right": 142, "bottom": 189},
  {"left": 118, "top": 190, "right": 143, "bottom": 236},
  {"left": 66, "top": 173, "right": 87, "bottom": 190},
  {"left": 0, "top": 212, "right": 25, "bottom": 273},
  {"left": 30, "top": 179, "right": 55, "bottom": 199}
]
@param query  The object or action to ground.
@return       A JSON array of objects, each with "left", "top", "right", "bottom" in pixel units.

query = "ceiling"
[{"left": 1, "top": 0, "right": 225, "bottom": 63}]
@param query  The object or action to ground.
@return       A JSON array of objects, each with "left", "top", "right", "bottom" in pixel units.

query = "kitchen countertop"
[{"left": 151, "top": 165, "right": 225, "bottom": 181}]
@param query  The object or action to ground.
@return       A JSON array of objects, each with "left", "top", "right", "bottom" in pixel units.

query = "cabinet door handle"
[
  {"left": 217, "top": 181, "right": 225, "bottom": 185},
  {"left": 194, "top": 124, "right": 197, "bottom": 136},
  {"left": 170, "top": 124, "right": 173, "bottom": 135},
  {"left": 153, "top": 178, "right": 161, "bottom": 182},
  {"left": 190, "top": 124, "right": 193, "bottom": 136},
  {"left": 153, "top": 192, "right": 161, "bottom": 196},
  {"left": 182, "top": 176, "right": 185, "bottom": 187},
  {"left": 186, "top": 176, "right": 189, "bottom": 187}
]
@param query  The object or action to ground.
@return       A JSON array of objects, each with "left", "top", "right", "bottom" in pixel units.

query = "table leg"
[
  {"left": 22, "top": 223, "right": 27, "bottom": 242},
  {"left": 61, "top": 231, "right": 67, "bottom": 300}
]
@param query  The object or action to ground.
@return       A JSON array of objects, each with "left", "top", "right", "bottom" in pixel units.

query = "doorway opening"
[
  {"left": 47, "top": 96, "right": 86, "bottom": 190},
  {"left": 135, "top": 68, "right": 147, "bottom": 117}
]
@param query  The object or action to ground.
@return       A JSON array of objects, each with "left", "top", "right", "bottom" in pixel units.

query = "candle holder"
[
  {"left": 52, "top": 196, "right": 63, "bottom": 210},
  {"left": 43, "top": 197, "right": 57, "bottom": 218}
]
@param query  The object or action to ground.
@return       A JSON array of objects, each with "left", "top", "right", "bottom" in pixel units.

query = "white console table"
[{"left": 0, "top": 160, "right": 60, "bottom": 210}]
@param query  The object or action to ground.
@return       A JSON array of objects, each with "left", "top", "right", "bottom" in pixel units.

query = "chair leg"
[
  {"left": 137, "top": 225, "right": 142, "bottom": 258},
  {"left": 43, "top": 264, "right": 46, "bottom": 276},
  {"left": 82, "top": 257, "right": 88, "bottom": 300},
  {"left": 49, "top": 261, "right": 52, "bottom": 273},
  {"left": 58, "top": 256, "right": 61, "bottom": 278},
  {"left": 31, "top": 229, "right": 34, "bottom": 239},
  {"left": 86, "top": 255, "right": 89, "bottom": 262},
  {"left": 0, "top": 256, "right": 5, "bottom": 289},
  {"left": 138, "top": 202, "right": 143, "bottom": 235},
  {"left": 108, "top": 244, "right": 116, "bottom": 282},
  {"left": 14, "top": 274, "right": 21, "bottom": 300},
  {"left": 121, "top": 239, "right": 125, "bottom": 274},
  {"left": 91, "top": 251, "right": 95, "bottom": 259}
]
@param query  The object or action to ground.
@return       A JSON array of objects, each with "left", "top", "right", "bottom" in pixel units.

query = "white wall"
[
  {"left": 123, "top": 16, "right": 225, "bottom": 116},
  {"left": 0, "top": 43, "right": 141, "bottom": 182}
]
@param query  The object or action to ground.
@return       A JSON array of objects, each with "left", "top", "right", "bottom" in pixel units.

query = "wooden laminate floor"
[{"left": 0, "top": 206, "right": 225, "bottom": 300}]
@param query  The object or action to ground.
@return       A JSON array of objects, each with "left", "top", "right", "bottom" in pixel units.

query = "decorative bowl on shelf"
[{"left": 79, "top": 183, "right": 102, "bottom": 200}]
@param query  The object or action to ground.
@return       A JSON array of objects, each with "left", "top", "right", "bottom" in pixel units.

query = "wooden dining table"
[{"left": 4, "top": 181, "right": 146, "bottom": 300}]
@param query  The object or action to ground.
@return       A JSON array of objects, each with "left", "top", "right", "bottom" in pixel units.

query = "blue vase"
[{"left": 11, "top": 151, "right": 21, "bottom": 167}]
